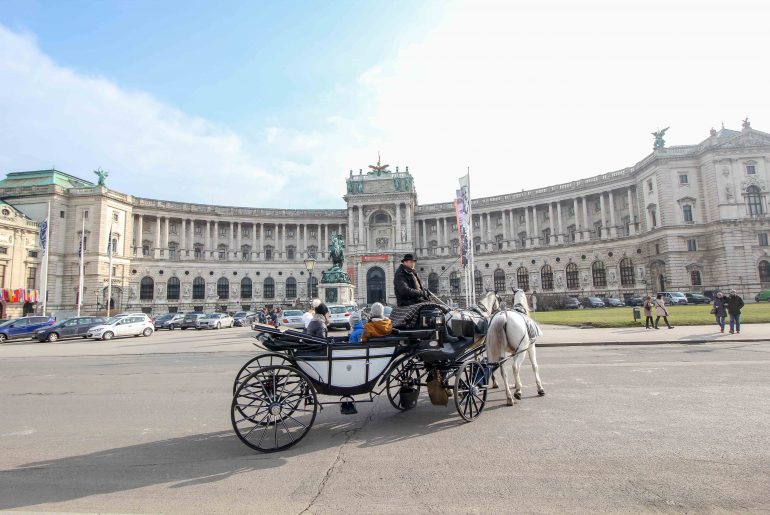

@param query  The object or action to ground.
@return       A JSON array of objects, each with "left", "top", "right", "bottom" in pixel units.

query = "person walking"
[
  {"left": 727, "top": 289, "right": 744, "bottom": 334},
  {"left": 712, "top": 292, "right": 727, "bottom": 333},
  {"left": 643, "top": 295, "right": 654, "bottom": 329},
  {"left": 654, "top": 293, "right": 673, "bottom": 329},
  {"left": 530, "top": 291, "right": 538, "bottom": 312}
]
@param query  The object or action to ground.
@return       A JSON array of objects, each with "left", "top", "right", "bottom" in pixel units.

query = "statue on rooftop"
[
  {"left": 651, "top": 127, "right": 669, "bottom": 150},
  {"left": 94, "top": 168, "right": 109, "bottom": 186}
]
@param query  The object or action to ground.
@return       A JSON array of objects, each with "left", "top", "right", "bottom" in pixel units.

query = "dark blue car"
[
  {"left": 0, "top": 316, "right": 56, "bottom": 343},
  {"left": 35, "top": 316, "right": 107, "bottom": 342}
]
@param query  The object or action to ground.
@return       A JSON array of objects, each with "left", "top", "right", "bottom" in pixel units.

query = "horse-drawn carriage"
[{"left": 230, "top": 292, "right": 544, "bottom": 453}]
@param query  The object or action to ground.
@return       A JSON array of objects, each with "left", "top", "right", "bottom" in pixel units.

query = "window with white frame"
[
  {"left": 682, "top": 204, "right": 693, "bottom": 222},
  {"left": 687, "top": 239, "right": 697, "bottom": 251},
  {"left": 746, "top": 162, "right": 757, "bottom": 175},
  {"left": 679, "top": 174, "right": 689, "bottom": 185},
  {"left": 648, "top": 179, "right": 653, "bottom": 192},
  {"left": 113, "top": 212, "right": 119, "bottom": 222}
]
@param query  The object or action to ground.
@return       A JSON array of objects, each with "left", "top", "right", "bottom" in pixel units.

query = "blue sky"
[{"left": 2, "top": 1, "right": 770, "bottom": 208}]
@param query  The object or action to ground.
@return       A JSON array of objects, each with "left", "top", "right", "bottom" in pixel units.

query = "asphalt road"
[{"left": 1, "top": 328, "right": 769, "bottom": 513}]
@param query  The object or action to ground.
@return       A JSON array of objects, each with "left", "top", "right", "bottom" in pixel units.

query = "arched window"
[
  {"left": 428, "top": 272, "right": 439, "bottom": 293},
  {"left": 747, "top": 185, "right": 764, "bottom": 215},
  {"left": 192, "top": 277, "right": 205, "bottom": 300},
  {"left": 474, "top": 269, "right": 483, "bottom": 292},
  {"left": 167, "top": 277, "right": 180, "bottom": 300},
  {"left": 620, "top": 258, "right": 635, "bottom": 287},
  {"left": 308, "top": 276, "right": 318, "bottom": 298},
  {"left": 682, "top": 204, "right": 693, "bottom": 222},
  {"left": 516, "top": 267, "right": 529, "bottom": 291},
  {"left": 541, "top": 264, "right": 554, "bottom": 291},
  {"left": 449, "top": 271, "right": 460, "bottom": 295},
  {"left": 263, "top": 277, "right": 275, "bottom": 299},
  {"left": 286, "top": 277, "right": 297, "bottom": 298},
  {"left": 217, "top": 244, "right": 227, "bottom": 260},
  {"left": 240, "top": 277, "right": 252, "bottom": 299},
  {"left": 592, "top": 261, "right": 607, "bottom": 288},
  {"left": 140, "top": 276, "right": 154, "bottom": 300},
  {"left": 759, "top": 260, "right": 770, "bottom": 283},
  {"left": 566, "top": 263, "right": 579, "bottom": 289},
  {"left": 493, "top": 269, "right": 506, "bottom": 292},
  {"left": 217, "top": 277, "right": 229, "bottom": 299},
  {"left": 690, "top": 270, "right": 702, "bottom": 286}
]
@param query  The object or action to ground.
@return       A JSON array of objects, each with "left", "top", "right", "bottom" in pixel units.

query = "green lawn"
[{"left": 531, "top": 303, "right": 770, "bottom": 328}]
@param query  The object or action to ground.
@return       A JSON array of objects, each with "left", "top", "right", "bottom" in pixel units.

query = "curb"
[{"left": 537, "top": 338, "right": 768, "bottom": 347}]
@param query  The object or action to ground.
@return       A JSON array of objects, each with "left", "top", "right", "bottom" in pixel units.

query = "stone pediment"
[{"left": 713, "top": 129, "right": 770, "bottom": 149}]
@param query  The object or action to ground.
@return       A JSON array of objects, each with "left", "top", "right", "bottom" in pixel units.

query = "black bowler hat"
[{"left": 401, "top": 253, "right": 417, "bottom": 262}]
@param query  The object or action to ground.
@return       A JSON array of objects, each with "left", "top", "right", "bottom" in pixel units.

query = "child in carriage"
[{"left": 362, "top": 302, "right": 392, "bottom": 342}]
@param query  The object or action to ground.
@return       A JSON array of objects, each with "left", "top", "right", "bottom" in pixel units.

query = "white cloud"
[{"left": 0, "top": 26, "right": 285, "bottom": 207}]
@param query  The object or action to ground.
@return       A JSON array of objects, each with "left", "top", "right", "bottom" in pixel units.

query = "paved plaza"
[{"left": 1, "top": 327, "right": 769, "bottom": 513}]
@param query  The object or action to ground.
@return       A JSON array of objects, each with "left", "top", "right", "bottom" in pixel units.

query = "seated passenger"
[
  {"left": 362, "top": 302, "right": 392, "bottom": 342},
  {"left": 302, "top": 298, "right": 322, "bottom": 329},
  {"left": 305, "top": 303, "right": 329, "bottom": 338},
  {"left": 348, "top": 311, "right": 364, "bottom": 343}
]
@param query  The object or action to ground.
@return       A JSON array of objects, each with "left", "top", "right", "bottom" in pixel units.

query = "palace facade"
[{"left": 1, "top": 123, "right": 769, "bottom": 316}]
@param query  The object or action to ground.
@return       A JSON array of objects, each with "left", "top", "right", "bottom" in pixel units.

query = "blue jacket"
[{"left": 348, "top": 321, "right": 364, "bottom": 343}]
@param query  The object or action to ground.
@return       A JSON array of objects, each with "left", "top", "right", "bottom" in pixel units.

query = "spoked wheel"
[
  {"left": 386, "top": 357, "right": 423, "bottom": 411},
  {"left": 233, "top": 353, "right": 294, "bottom": 395},
  {"left": 454, "top": 359, "right": 488, "bottom": 422},
  {"left": 231, "top": 365, "right": 317, "bottom": 452}
]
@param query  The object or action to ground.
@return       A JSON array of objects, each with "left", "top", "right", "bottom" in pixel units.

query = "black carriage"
[{"left": 231, "top": 304, "right": 494, "bottom": 453}]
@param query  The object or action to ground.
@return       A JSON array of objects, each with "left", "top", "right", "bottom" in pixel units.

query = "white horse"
[{"left": 485, "top": 289, "right": 545, "bottom": 406}]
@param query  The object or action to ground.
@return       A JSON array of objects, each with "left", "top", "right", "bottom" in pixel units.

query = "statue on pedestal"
[{"left": 321, "top": 233, "right": 351, "bottom": 284}]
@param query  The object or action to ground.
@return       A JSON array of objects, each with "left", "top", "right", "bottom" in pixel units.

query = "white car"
[
  {"left": 280, "top": 310, "right": 305, "bottom": 329},
  {"left": 87, "top": 314, "right": 154, "bottom": 341},
  {"left": 328, "top": 305, "right": 352, "bottom": 330},
  {"left": 196, "top": 313, "right": 234, "bottom": 329}
]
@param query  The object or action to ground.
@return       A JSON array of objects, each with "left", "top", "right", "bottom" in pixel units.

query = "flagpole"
[
  {"left": 106, "top": 222, "right": 113, "bottom": 317},
  {"left": 41, "top": 201, "right": 51, "bottom": 316},
  {"left": 77, "top": 216, "right": 85, "bottom": 317},
  {"left": 466, "top": 167, "right": 476, "bottom": 304}
]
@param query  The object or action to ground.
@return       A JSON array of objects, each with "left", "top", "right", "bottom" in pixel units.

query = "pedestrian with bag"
[
  {"left": 727, "top": 289, "right": 744, "bottom": 334},
  {"left": 712, "top": 292, "right": 727, "bottom": 333},
  {"left": 654, "top": 293, "right": 673, "bottom": 329},
  {"left": 643, "top": 295, "right": 654, "bottom": 329}
]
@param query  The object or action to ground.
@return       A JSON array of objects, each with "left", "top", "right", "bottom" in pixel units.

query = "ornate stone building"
[{"left": 1, "top": 123, "right": 768, "bottom": 316}]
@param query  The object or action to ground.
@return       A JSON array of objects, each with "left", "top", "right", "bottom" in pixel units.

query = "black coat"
[
  {"left": 394, "top": 264, "right": 427, "bottom": 307},
  {"left": 727, "top": 294, "right": 744, "bottom": 315}
]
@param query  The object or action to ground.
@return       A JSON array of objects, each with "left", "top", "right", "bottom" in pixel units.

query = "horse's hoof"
[
  {"left": 492, "top": 383, "right": 499, "bottom": 389},
  {"left": 514, "top": 392, "right": 522, "bottom": 400},
  {"left": 506, "top": 398, "right": 514, "bottom": 406},
  {"left": 538, "top": 389, "right": 545, "bottom": 396}
]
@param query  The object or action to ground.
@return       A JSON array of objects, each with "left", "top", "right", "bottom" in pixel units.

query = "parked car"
[
  {"left": 0, "top": 316, "right": 56, "bottom": 343},
  {"left": 581, "top": 297, "right": 605, "bottom": 308},
  {"left": 35, "top": 316, "right": 107, "bottom": 342},
  {"left": 625, "top": 296, "right": 644, "bottom": 307},
  {"left": 196, "top": 313, "right": 234, "bottom": 330},
  {"left": 755, "top": 290, "right": 770, "bottom": 302},
  {"left": 384, "top": 306, "right": 393, "bottom": 318},
  {"left": 563, "top": 297, "right": 581, "bottom": 309},
  {"left": 232, "top": 311, "right": 256, "bottom": 327},
  {"left": 328, "top": 305, "right": 352, "bottom": 330},
  {"left": 657, "top": 291, "right": 688, "bottom": 305},
  {"left": 154, "top": 313, "right": 184, "bottom": 330},
  {"left": 180, "top": 312, "right": 205, "bottom": 330},
  {"left": 278, "top": 309, "right": 304, "bottom": 329},
  {"left": 685, "top": 293, "right": 710, "bottom": 305},
  {"left": 603, "top": 298, "right": 625, "bottom": 307},
  {"left": 86, "top": 314, "right": 154, "bottom": 341}
]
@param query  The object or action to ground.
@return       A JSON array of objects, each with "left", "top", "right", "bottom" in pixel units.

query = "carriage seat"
[{"left": 416, "top": 336, "right": 478, "bottom": 364}]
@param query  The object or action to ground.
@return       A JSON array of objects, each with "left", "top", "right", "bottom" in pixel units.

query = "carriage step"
[{"left": 340, "top": 402, "right": 358, "bottom": 415}]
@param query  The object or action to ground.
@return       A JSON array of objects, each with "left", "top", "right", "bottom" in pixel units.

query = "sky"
[{"left": 1, "top": 0, "right": 770, "bottom": 209}]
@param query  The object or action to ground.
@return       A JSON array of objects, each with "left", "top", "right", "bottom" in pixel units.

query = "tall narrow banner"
[
  {"left": 455, "top": 178, "right": 472, "bottom": 268},
  {"left": 39, "top": 220, "right": 48, "bottom": 255}
]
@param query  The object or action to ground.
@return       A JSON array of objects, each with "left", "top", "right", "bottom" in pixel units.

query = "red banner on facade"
[{"left": 361, "top": 255, "right": 389, "bottom": 262}]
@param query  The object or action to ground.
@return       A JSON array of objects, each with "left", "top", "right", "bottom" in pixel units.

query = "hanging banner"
[
  {"left": 455, "top": 176, "right": 472, "bottom": 267},
  {"left": 38, "top": 220, "right": 48, "bottom": 254}
]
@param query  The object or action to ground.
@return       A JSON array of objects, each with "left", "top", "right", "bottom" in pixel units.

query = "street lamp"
[{"left": 304, "top": 257, "right": 316, "bottom": 302}]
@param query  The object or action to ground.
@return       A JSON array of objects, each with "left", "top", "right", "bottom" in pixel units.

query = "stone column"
[
  {"left": 280, "top": 223, "right": 286, "bottom": 257},
  {"left": 395, "top": 203, "right": 401, "bottom": 244},
  {"left": 154, "top": 217, "right": 161, "bottom": 258},
  {"left": 236, "top": 222, "right": 242, "bottom": 257},
  {"left": 627, "top": 188, "right": 636, "bottom": 236},
  {"left": 556, "top": 202, "right": 563, "bottom": 244},
  {"left": 548, "top": 203, "right": 555, "bottom": 244},
  {"left": 348, "top": 208, "right": 354, "bottom": 246},
  {"left": 582, "top": 196, "right": 589, "bottom": 240},
  {"left": 573, "top": 198, "right": 580, "bottom": 241},
  {"left": 213, "top": 221, "right": 220, "bottom": 258},
  {"left": 259, "top": 223, "right": 264, "bottom": 257},
  {"left": 599, "top": 193, "right": 607, "bottom": 239},
  {"left": 532, "top": 206, "right": 539, "bottom": 246},
  {"left": 502, "top": 210, "right": 508, "bottom": 241},
  {"left": 524, "top": 206, "right": 530, "bottom": 248},
  {"left": 406, "top": 203, "right": 413, "bottom": 243},
  {"left": 608, "top": 190, "right": 617, "bottom": 238},
  {"left": 420, "top": 220, "right": 426, "bottom": 255},
  {"left": 179, "top": 219, "right": 186, "bottom": 257},
  {"left": 229, "top": 222, "right": 235, "bottom": 258},
  {"left": 136, "top": 214, "right": 143, "bottom": 255},
  {"left": 357, "top": 206, "right": 364, "bottom": 246},
  {"left": 509, "top": 210, "right": 516, "bottom": 248}
]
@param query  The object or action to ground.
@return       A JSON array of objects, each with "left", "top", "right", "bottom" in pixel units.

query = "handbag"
[{"left": 709, "top": 307, "right": 717, "bottom": 315}]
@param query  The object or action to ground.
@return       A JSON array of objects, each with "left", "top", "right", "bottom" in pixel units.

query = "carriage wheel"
[
  {"left": 231, "top": 365, "right": 317, "bottom": 452},
  {"left": 233, "top": 353, "right": 294, "bottom": 395},
  {"left": 386, "top": 357, "right": 423, "bottom": 411},
  {"left": 454, "top": 360, "right": 488, "bottom": 422}
]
